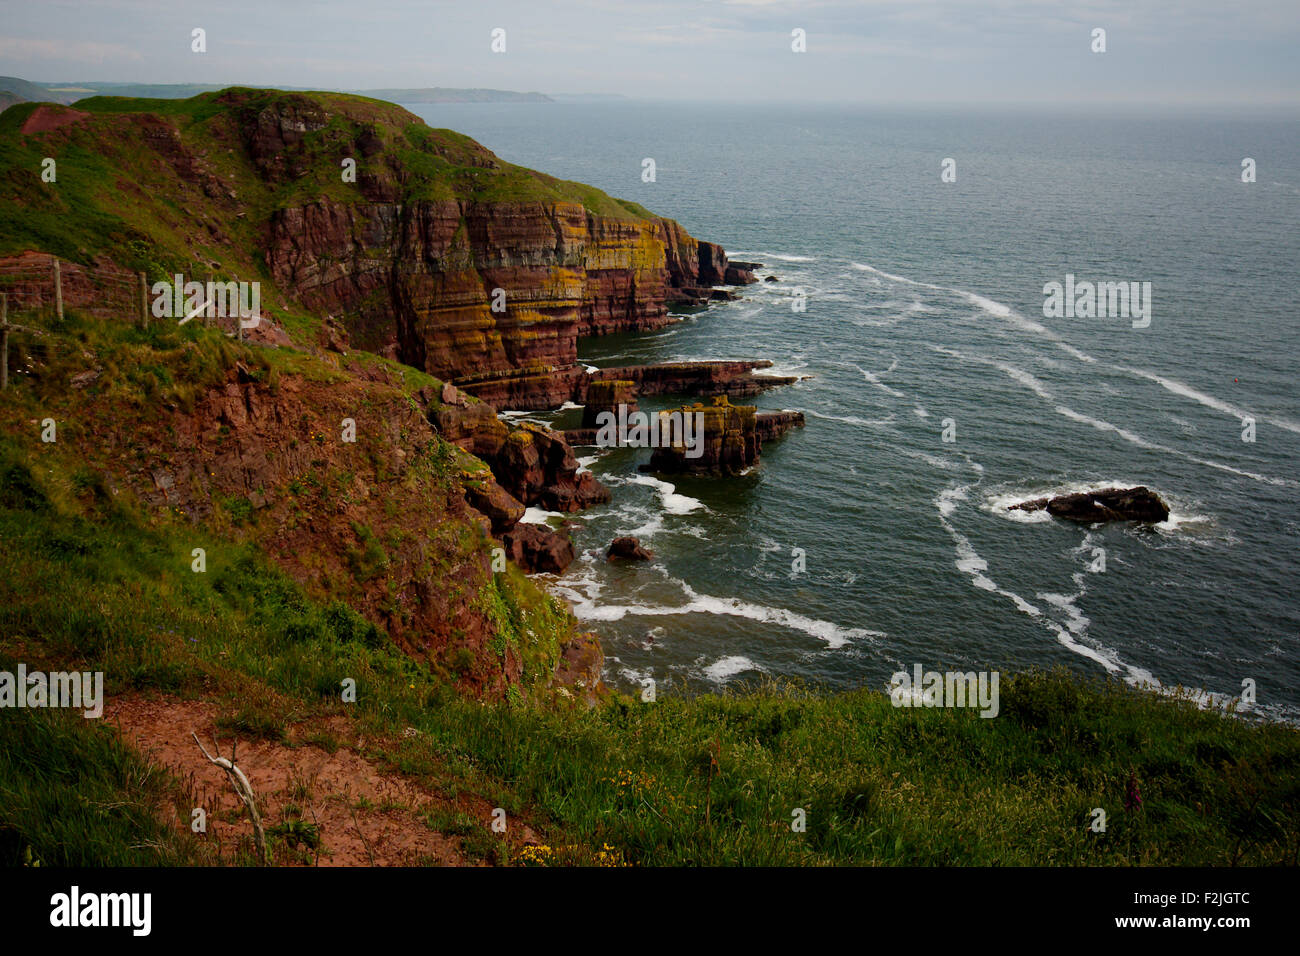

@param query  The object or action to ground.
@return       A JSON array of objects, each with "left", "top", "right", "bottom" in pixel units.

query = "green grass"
[
  {"left": 1, "top": 433, "right": 1296, "bottom": 866},
  {"left": 0, "top": 707, "right": 213, "bottom": 866}
]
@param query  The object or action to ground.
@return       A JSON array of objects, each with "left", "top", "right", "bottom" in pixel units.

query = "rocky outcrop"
[
  {"left": 724, "top": 262, "right": 759, "bottom": 285},
  {"left": 463, "top": 477, "right": 525, "bottom": 533},
  {"left": 266, "top": 194, "right": 753, "bottom": 410},
  {"left": 553, "top": 633, "right": 606, "bottom": 706},
  {"left": 647, "top": 396, "right": 758, "bottom": 476},
  {"left": 430, "top": 396, "right": 607, "bottom": 539},
  {"left": 645, "top": 396, "right": 805, "bottom": 476},
  {"left": 607, "top": 536, "right": 653, "bottom": 561},
  {"left": 503, "top": 521, "right": 575, "bottom": 574},
  {"left": 489, "top": 423, "right": 610, "bottom": 513},
  {"left": 590, "top": 361, "right": 799, "bottom": 398},
  {"left": 581, "top": 379, "right": 637, "bottom": 428},
  {"left": 1010, "top": 486, "right": 1170, "bottom": 523},
  {"left": 427, "top": 396, "right": 509, "bottom": 460},
  {"left": 756, "top": 411, "right": 805, "bottom": 443}
]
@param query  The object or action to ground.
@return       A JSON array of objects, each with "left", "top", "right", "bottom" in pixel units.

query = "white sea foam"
[
  {"left": 1154, "top": 511, "right": 1214, "bottom": 532},
  {"left": 1112, "top": 364, "right": 1300, "bottom": 435},
  {"left": 521, "top": 507, "right": 565, "bottom": 524},
  {"left": 936, "top": 485, "right": 968, "bottom": 517},
  {"left": 704, "top": 656, "right": 763, "bottom": 682},
  {"left": 1052, "top": 405, "right": 1296, "bottom": 487},
  {"left": 850, "top": 262, "right": 935, "bottom": 287},
  {"left": 753, "top": 360, "right": 809, "bottom": 378},
  {"left": 1056, "top": 343, "right": 1097, "bottom": 363},
  {"left": 738, "top": 251, "right": 816, "bottom": 262},
  {"left": 903, "top": 448, "right": 962, "bottom": 472},
  {"left": 628, "top": 474, "right": 705, "bottom": 515},
  {"left": 999, "top": 364, "right": 1053, "bottom": 400},
  {"left": 853, "top": 260, "right": 1106, "bottom": 363},
  {"left": 499, "top": 410, "right": 549, "bottom": 424},
  {"left": 1041, "top": 589, "right": 1090, "bottom": 635},
  {"left": 936, "top": 484, "right": 1152, "bottom": 680},
  {"left": 805, "top": 408, "right": 896, "bottom": 429},
  {"left": 853, "top": 361, "right": 906, "bottom": 398},
  {"left": 927, "top": 344, "right": 1054, "bottom": 400},
  {"left": 556, "top": 575, "right": 882, "bottom": 649}
]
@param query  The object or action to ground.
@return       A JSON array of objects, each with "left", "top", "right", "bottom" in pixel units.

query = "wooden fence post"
[
  {"left": 1, "top": 292, "right": 8, "bottom": 390},
  {"left": 139, "top": 272, "right": 149, "bottom": 329},
  {"left": 52, "top": 257, "right": 63, "bottom": 321}
]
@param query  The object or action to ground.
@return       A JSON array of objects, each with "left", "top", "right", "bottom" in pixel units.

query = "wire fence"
[{"left": 0, "top": 254, "right": 259, "bottom": 388}]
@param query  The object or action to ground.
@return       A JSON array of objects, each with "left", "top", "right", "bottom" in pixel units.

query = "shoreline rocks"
[
  {"left": 607, "top": 536, "right": 654, "bottom": 561},
  {"left": 502, "top": 521, "right": 575, "bottom": 574},
  {"left": 756, "top": 410, "right": 805, "bottom": 443}
]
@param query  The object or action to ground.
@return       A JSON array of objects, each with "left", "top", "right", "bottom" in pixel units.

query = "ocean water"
[{"left": 409, "top": 101, "right": 1300, "bottom": 718}]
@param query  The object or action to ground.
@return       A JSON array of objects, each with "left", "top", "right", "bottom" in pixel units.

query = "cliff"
[
  {"left": 1, "top": 88, "right": 748, "bottom": 414},
  {"left": 0, "top": 86, "right": 783, "bottom": 700}
]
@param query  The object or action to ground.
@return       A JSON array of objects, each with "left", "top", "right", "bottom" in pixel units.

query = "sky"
[{"left": 1, "top": 0, "right": 1298, "bottom": 106}]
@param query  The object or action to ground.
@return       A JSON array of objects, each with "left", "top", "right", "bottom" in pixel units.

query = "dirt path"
[{"left": 107, "top": 695, "right": 529, "bottom": 866}]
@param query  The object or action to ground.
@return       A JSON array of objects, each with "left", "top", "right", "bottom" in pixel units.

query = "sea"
[{"left": 407, "top": 100, "right": 1300, "bottom": 720}]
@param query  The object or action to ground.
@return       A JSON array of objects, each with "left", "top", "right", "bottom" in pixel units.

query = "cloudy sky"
[{"left": 2, "top": 0, "right": 1298, "bottom": 106}]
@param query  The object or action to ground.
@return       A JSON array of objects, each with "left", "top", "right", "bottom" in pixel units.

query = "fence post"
[
  {"left": 139, "top": 272, "right": 149, "bottom": 329},
  {"left": 1, "top": 292, "right": 8, "bottom": 390},
  {"left": 52, "top": 257, "right": 63, "bottom": 321}
]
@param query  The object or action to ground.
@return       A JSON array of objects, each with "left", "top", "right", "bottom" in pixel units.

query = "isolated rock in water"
[
  {"left": 607, "top": 536, "right": 654, "bottom": 561},
  {"left": 502, "top": 521, "right": 575, "bottom": 574},
  {"left": 764, "top": 275, "right": 780, "bottom": 282},
  {"left": 1011, "top": 486, "right": 1170, "bottom": 523},
  {"left": 646, "top": 396, "right": 806, "bottom": 476},
  {"left": 648, "top": 395, "right": 759, "bottom": 476}
]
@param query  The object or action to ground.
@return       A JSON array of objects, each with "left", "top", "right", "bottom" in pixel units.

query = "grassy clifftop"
[{"left": 0, "top": 87, "right": 654, "bottom": 280}]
